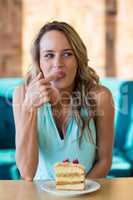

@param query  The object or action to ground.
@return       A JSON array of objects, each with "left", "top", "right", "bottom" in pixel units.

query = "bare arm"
[
  {"left": 86, "top": 86, "right": 114, "bottom": 178},
  {"left": 13, "top": 85, "right": 38, "bottom": 181},
  {"left": 13, "top": 72, "right": 62, "bottom": 180}
]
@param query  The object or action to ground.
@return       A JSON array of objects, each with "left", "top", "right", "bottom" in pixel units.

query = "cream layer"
[
  {"left": 55, "top": 166, "right": 84, "bottom": 174},
  {"left": 56, "top": 173, "right": 84, "bottom": 177},
  {"left": 56, "top": 183, "right": 85, "bottom": 190},
  {"left": 56, "top": 176, "right": 85, "bottom": 182}
]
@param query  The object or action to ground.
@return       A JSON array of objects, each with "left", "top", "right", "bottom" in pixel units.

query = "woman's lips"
[{"left": 55, "top": 70, "right": 66, "bottom": 78}]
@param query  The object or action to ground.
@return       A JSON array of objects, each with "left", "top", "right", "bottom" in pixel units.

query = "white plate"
[{"left": 40, "top": 179, "right": 101, "bottom": 197}]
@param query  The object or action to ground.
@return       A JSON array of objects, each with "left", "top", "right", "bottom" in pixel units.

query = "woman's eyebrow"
[
  {"left": 42, "top": 48, "right": 73, "bottom": 53},
  {"left": 42, "top": 50, "right": 54, "bottom": 53},
  {"left": 63, "top": 48, "right": 73, "bottom": 52}
]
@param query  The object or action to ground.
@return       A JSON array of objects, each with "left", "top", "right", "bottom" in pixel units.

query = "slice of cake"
[{"left": 54, "top": 159, "right": 85, "bottom": 190}]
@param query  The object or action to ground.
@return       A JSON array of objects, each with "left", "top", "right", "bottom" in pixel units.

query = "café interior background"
[
  {"left": 0, "top": 0, "right": 133, "bottom": 180},
  {"left": 0, "top": 0, "right": 133, "bottom": 79}
]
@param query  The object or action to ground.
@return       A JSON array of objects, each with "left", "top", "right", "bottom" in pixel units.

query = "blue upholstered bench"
[
  {"left": 0, "top": 77, "right": 133, "bottom": 179},
  {"left": 0, "top": 78, "right": 23, "bottom": 179},
  {"left": 101, "top": 78, "right": 133, "bottom": 177}
]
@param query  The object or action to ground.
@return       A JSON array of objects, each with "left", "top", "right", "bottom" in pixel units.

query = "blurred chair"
[
  {"left": 0, "top": 78, "right": 22, "bottom": 179},
  {"left": 1, "top": 77, "right": 133, "bottom": 179},
  {"left": 101, "top": 78, "right": 133, "bottom": 177}
]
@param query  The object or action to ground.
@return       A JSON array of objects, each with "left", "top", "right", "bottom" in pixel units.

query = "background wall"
[
  {"left": 0, "top": 0, "right": 133, "bottom": 79},
  {"left": 22, "top": 0, "right": 106, "bottom": 76},
  {"left": 0, "top": 0, "right": 22, "bottom": 77}
]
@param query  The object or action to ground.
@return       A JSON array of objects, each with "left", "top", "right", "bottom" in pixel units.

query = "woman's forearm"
[
  {"left": 16, "top": 102, "right": 38, "bottom": 180},
  {"left": 86, "top": 159, "right": 112, "bottom": 179}
]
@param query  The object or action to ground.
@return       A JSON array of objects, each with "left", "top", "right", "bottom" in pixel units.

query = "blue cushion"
[
  {"left": 0, "top": 96, "right": 15, "bottom": 148},
  {"left": 1, "top": 77, "right": 133, "bottom": 178},
  {"left": 0, "top": 149, "right": 15, "bottom": 164},
  {"left": 0, "top": 78, "right": 22, "bottom": 179},
  {"left": 108, "top": 148, "right": 133, "bottom": 177},
  {"left": 0, "top": 78, "right": 23, "bottom": 98},
  {"left": 122, "top": 82, "right": 133, "bottom": 163},
  {"left": 0, "top": 78, "right": 23, "bottom": 149},
  {"left": 101, "top": 78, "right": 133, "bottom": 177},
  {"left": 101, "top": 78, "right": 133, "bottom": 150},
  {"left": 0, "top": 149, "right": 20, "bottom": 180}
]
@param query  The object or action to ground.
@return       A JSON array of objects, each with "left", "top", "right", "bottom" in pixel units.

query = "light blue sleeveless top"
[{"left": 34, "top": 102, "right": 96, "bottom": 180}]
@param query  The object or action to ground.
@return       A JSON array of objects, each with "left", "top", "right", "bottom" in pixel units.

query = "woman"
[{"left": 13, "top": 21, "right": 114, "bottom": 181}]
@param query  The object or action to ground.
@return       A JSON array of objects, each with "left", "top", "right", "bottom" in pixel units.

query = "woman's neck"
[{"left": 58, "top": 83, "right": 75, "bottom": 105}]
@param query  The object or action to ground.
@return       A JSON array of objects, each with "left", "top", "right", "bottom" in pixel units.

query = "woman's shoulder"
[
  {"left": 91, "top": 85, "right": 114, "bottom": 108},
  {"left": 94, "top": 84, "right": 112, "bottom": 96},
  {"left": 13, "top": 83, "right": 26, "bottom": 103}
]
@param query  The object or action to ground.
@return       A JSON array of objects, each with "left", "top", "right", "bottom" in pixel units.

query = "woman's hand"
[{"left": 24, "top": 72, "right": 61, "bottom": 109}]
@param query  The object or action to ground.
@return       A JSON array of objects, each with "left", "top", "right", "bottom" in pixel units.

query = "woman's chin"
[
  {"left": 51, "top": 81, "right": 72, "bottom": 91},
  {"left": 51, "top": 79, "right": 64, "bottom": 86},
  {"left": 52, "top": 83, "right": 67, "bottom": 90}
]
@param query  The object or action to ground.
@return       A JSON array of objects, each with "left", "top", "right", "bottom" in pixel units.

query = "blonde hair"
[{"left": 26, "top": 21, "right": 100, "bottom": 145}]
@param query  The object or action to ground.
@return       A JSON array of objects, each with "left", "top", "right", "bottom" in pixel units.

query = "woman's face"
[{"left": 39, "top": 30, "right": 78, "bottom": 91}]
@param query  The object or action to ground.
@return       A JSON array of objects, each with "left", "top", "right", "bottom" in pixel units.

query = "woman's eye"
[
  {"left": 63, "top": 52, "right": 73, "bottom": 57},
  {"left": 44, "top": 53, "right": 54, "bottom": 59}
]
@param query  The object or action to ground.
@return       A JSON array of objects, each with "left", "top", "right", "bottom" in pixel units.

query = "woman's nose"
[{"left": 53, "top": 55, "right": 64, "bottom": 68}]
